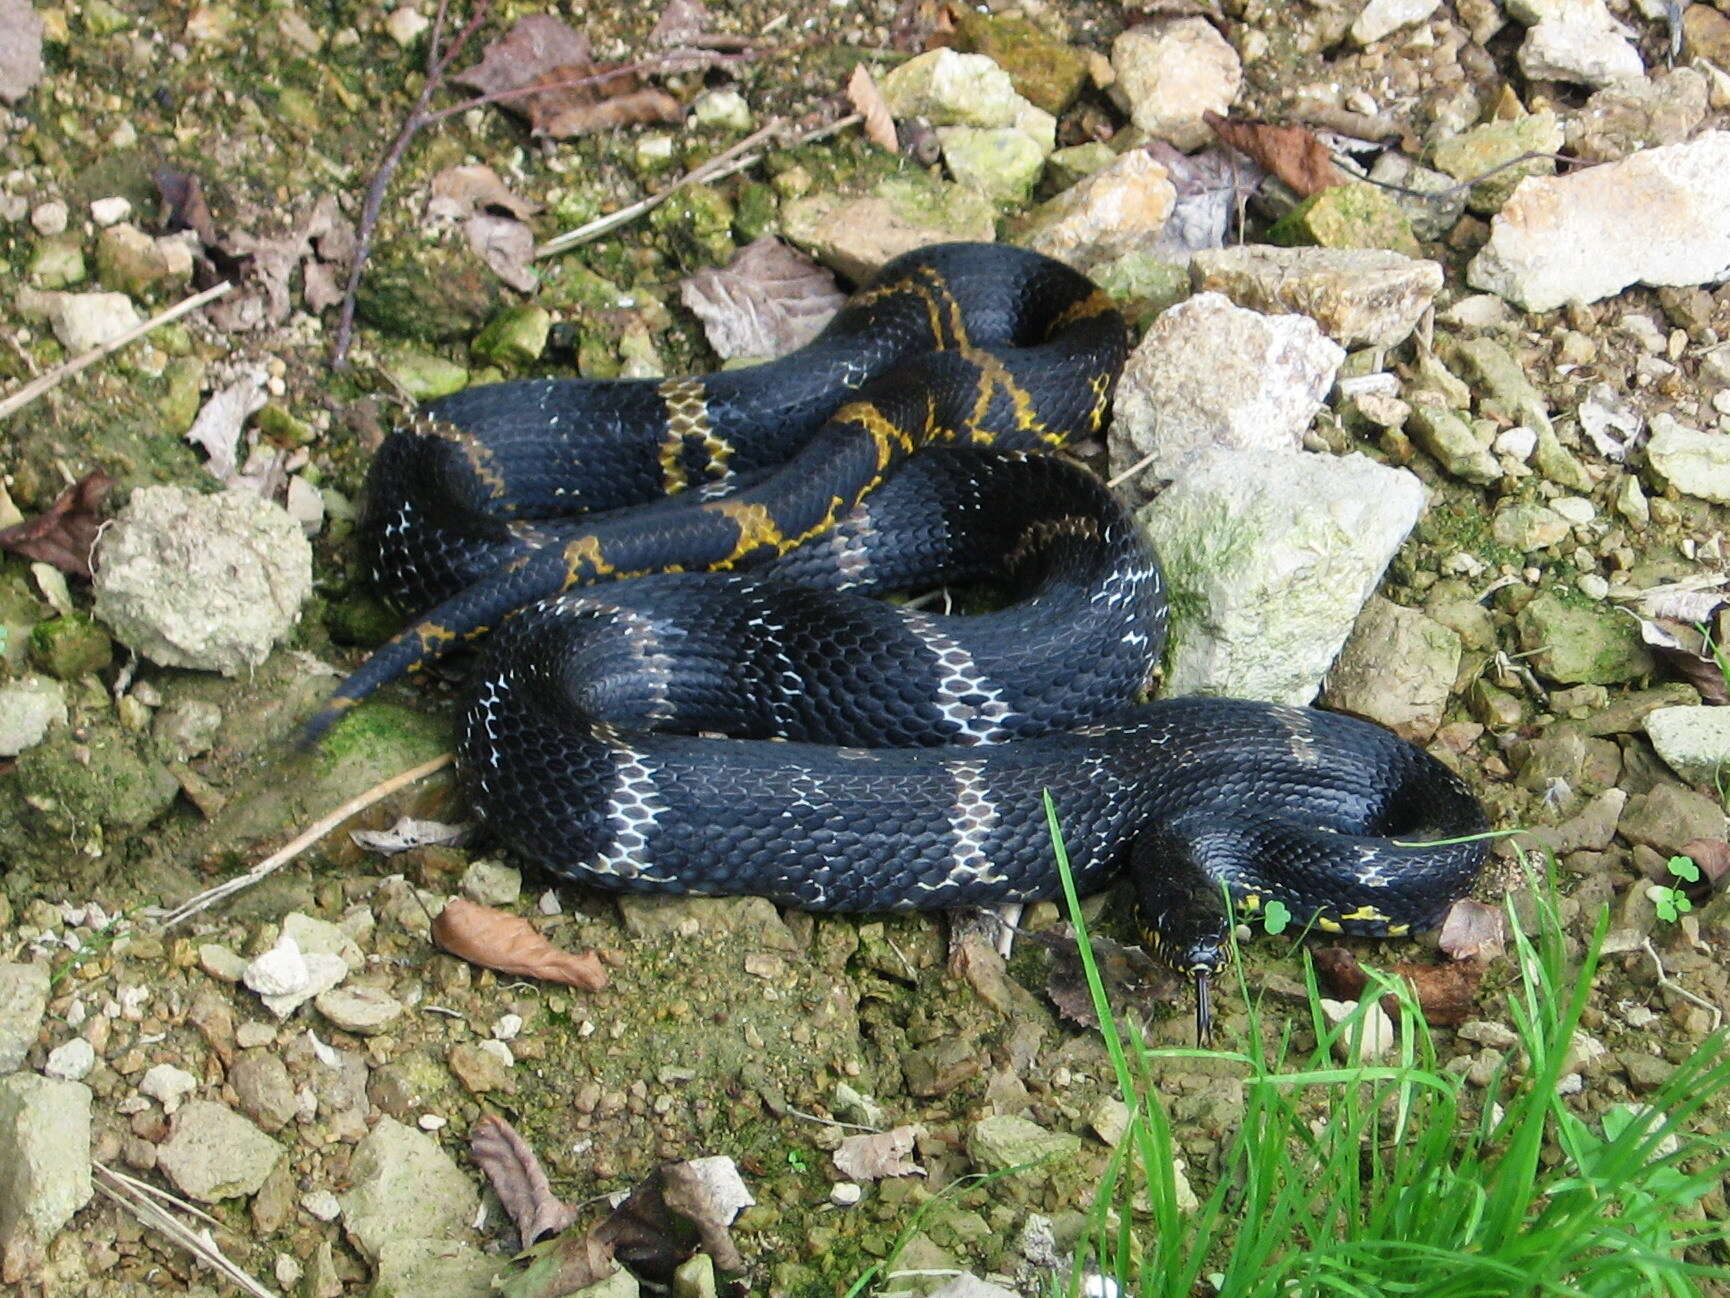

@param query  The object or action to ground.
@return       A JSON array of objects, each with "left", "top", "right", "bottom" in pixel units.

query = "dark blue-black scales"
[{"left": 315, "top": 242, "right": 1489, "bottom": 1040}]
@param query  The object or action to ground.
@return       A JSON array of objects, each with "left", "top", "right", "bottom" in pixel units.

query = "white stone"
[
  {"left": 1111, "top": 19, "right": 1242, "bottom": 151},
  {"left": 1646, "top": 414, "right": 1730, "bottom": 502},
  {"left": 1189, "top": 245, "right": 1444, "bottom": 349},
  {"left": 1494, "top": 426, "right": 1538, "bottom": 461},
  {"left": 46, "top": 292, "right": 142, "bottom": 352},
  {"left": 1517, "top": 4, "right": 1643, "bottom": 88},
  {"left": 384, "top": 6, "right": 428, "bottom": 47},
  {"left": 1135, "top": 450, "right": 1426, "bottom": 703},
  {"left": 1646, "top": 706, "right": 1730, "bottom": 786},
  {"left": 29, "top": 199, "right": 66, "bottom": 236},
  {"left": 138, "top": 1063, "right": 199, "bottom": 1115},
  {"left": 830, "top": 1182, "right": 863, "bottom": 1207},
  {"left": 89, "top": 196, "right": 131, "bottom": 226},
  {"left": 1352, "top": 0, "right": 1441, "bottom": 45},
  {"left": 1468, "top": 133, "right": 1730, "bottom": 310},
  {"left": 244, "top": 936, "right": 312, "bottom": 998},
  {"left": 43, "top": 1038, "right": 96, "bottom": 1082},
  {"left": 0, "top": 674, "right": 67, "bottom": 757},
  {"left": 1110, "top": 293, "right": 1344, "bottom": 489},
  {"left": 1022, "top": 149, "right": 1175, "bottom": 270}
]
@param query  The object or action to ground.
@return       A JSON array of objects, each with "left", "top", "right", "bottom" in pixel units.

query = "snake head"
[{"left": 1129, "top": 826, "right": 1231, "bottom": 1046}]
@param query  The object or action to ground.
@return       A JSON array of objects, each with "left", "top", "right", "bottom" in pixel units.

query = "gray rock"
[
  {"left": 1110, "top": 293, "right": 1343, "bottom": 489},
  {"left": 1189, "top": 246, "right": 1444, "bottom": 348},
  {"left": 370, "top": 1237, "right": 504, "bottom": 1298},
  {"left": 154, "top": 1099, "right": 283, "bottom": 1203},
  {"left": 1644, "top": 706, "right": 1730, "bottom": 788},
  {"left": 1514, "top": 593, "right": 1655, "bottom": 685},
  {"left": 1110, "top": 19, "right": 1241, "bottom": 150},
  {"left": 781, "top": 177, "right": 997, "bottom": 283},
  {"left": 460, "top": 858, "right": 522, "bottom": 907},
  {"left": 0, "top": 1075, "right": 92, "bottom": 1263},
  {"left": 44, "top": 291, "right": 142, "bottom": 352},
  {"left": 93, "top": 486, "right": 313, "bottom": 676},
  {"left": 151, "top": 697, "right": 223, "bottom": 760},
  {"left": 616, "top": 894, "right": 802, "bottom": 949},
  {"left": 43, "top": 1039, "right": 95, "bottom": 1082},
  {"left": 316, "top": 985, "right": 405, "bottom": 1036},
  {"left": 1020, "top": 149, "right": 1176, "bottom": 271},
  {"left": 0, "top": 962, "right": 49, "bottom": 1074},
  {"left": 1352, "top": 0, "right": 1441, "bottom": 44},
  {"left": 1431, "top": 113, "right": 1563, "bottom": 215},
  {"left": 938, "top": 127, "right": 1046, "bottom": 206},
  {"left": 1517, "top": 8, "right": 1643, "bottom": 88},
  {"left": 1367, "top": 153, "right": 1466, "bottom": 241},
  {"left": 1618, "top": 783, "right": 1726, "bottom": 858},
  {"left": 1136, "top": 450, "right": 1425, "bottom": 703},
  {"left": 1647, "top": 414, "right": 1730, "bottom": 503},
  {"left": 965, "top": 1114, "right": 1080, "bottom": 1171},
  {"left": 1491, "top": 502, "right": 1570, "bottom": 550},
  {"left": 0, "top": 674, "right": 66, "bottom": 757},
  {"left": 230, "top": 1051, "right": 300, "bottom": 1133},
  {"left": 1406, "top": 404, "right": 1501, "bottom": 484},
  {"left": 282, "top": 911, "right": 365, "bottom": 973},
  {"left": 340, "top": 1116, "right": 479, "bottom": 1263},
  {"left": 0, "top": 0, "right": 45, "bottom": 105},
  {"left": 1468, "top": 133, "right": 1730, "bottom": 310},
  {"left": 1568, "top": 67, "right": 1709, "bottom": 163},
  {"left": 566, "top": 1269, "right": 639, "bottom": 1298},
  {"left": 1320, "top": 597, "right": 1462, "bottom": 741}
]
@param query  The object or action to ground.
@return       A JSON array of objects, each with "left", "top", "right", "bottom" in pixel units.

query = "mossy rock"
[
  {"left": 1267, "top": 181, "right": 1421, "bottom": 258},
  {"left": 955, "top": 12, "right": 1090, "bottom": 115},
  {"left": 1515, "top": 593, "right": 1655, "bottom": 686},
  {"left": 355, "top": 240, "right": 514, "bottom": 343}
]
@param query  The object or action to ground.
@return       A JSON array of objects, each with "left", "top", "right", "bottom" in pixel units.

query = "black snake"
[{"left": 314, "top": 242, "right": 1489, "bottom": 1036}]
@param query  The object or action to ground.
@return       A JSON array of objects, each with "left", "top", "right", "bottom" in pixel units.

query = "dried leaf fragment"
[
  {"left": 0, "top": 471, "right": 113, "bottom": 579},
  {"left": 679, "top": 237, "right": 845, "bottom": 359},
  {"left": 1438, "top": 898, "right": 1507, "bottom": 962},
  {"left": 833, "top": 1126, "right": 925, "bottom": 1181},
  {"left": 1313, "top": 947, "right": 1486, "bottom": 1027},
  {"left": 456, "top": 15, "right": 684, "bottom": 140},
  {"left": 350, "top": 816, "right": 468, "bottom": 855},
  {"left": 846, "top": 65, "right": 899, "bottom": 154},
  {"left": 1204, "top": 111, "right": 1342, "bottom": 198},
  {"left": 432, "top": 898, "right": 610, "bottom": 990},
  {"left": 471, "top": 1114, "right": 580, "bottom": 1246}
]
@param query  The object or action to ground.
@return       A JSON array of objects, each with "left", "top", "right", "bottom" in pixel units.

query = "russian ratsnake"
[{"left": 314, "top": 242, "right": 1489, "bottom": 1038}]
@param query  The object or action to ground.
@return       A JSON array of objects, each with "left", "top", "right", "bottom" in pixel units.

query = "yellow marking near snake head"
[{"left": 1337, "top": 904, "right": 1391, "bottom": 925}]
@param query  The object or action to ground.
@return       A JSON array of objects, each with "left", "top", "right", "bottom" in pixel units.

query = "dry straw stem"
[
  {"left": 93, "top": 1163, "right": 280, "bottom": 1298},
  {"left": 0, "top": 281, "right": 235, "bottom": 421},
  {"left": 153, "top": 751, "right": 454, "bottom": 929}
]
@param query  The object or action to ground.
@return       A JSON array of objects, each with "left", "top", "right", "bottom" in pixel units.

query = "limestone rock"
[
  {"left": 782, "top": 178, "right": 996, "bottom": 282},
  {"left": 155, "top": 1099, "right": 283, "bottom": 1203},
  {"left": 1020, "top": 149, "right": 1175, "bottom": 271},
  {"left": 1352, "top": 0, "right": 1441, "bottom": 44},
  {"left": 0, "top": 962, "right": 49, "bottom": 1074},
  {"left": 340, "top": 1116, "right": 479, "bottom": 1263},
  {"left": 938, "top": 127, "right": 1047, "bottom": 206},
  {"left": 44, "top": 291, "right": 142, "bottom": 352},
  {"left": 1468, "top": 133, "right": 1730, "bottom": 310},
  {"left": 1646, "top": 414, "right": 1730, "bottom": 502},
  {"left": 92, "top": 486, "right": 313, "bottom": 675},
  {"left": 965, "top": 1114, "right": 1081, "bottom": 1171},
  {"left": 1110, "top": 19, "right": 1241, "bottom": 150},
  {"left": 1644, "top": 706, "right": 1730, "bottom": 788},
  {"left": 1110, "top": 293, "right": 1343, "bottom": 489},
  {"left": 1518, "top": 5, "right": 1644, "bottom": 88},
  {"left": 1514, "top": 593, "right": 1654, "bottom": 685},
  {"left": 1189, "top": 246, "right": 1443, "bottom": 348},
  {"left": 0, "top": 1075, "right": 92, "bottom": 1269},
  {"left": 1321, "top": 597, "right": 1462, "bottom": 741},
  {"left": 1406, "top": 403, "right": 1500, "bottom": 484},
  {"left": 0, "top": 675, "right": 66, "bottom": 758},
  {"left": 370, "top": 1238, "right": 504, "bottom": 1298},
  {"left": 0, "top": 0, "right": 45, "bottom": 105},
  {"left": 1136, "top": 450, "right": 1426, "bottom": 703},
  {"left": 1431, "top": 114, "right": 1564, "bottom": 215},
  {"left": 879, "top": 48, "right": 1027, "bottom": 130}
]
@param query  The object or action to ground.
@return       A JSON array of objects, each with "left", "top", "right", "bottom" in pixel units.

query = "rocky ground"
[{"left": 3, "top": 0, "right": 1730, "bottom": 1294}]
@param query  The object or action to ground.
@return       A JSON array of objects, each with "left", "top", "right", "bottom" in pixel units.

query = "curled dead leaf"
[
  {"left": 833, "top": 1126, "right": 925, "bottom": 1181},
  {"left": 432, "top": 898, "right": 610, "bottom": 990},
  {"left": 471, "top": 1114, "right": 579, "bottom": 1246},
  {"left": 1204, "top": 111, "right": 1343, "bottom": 198},
  {"left": 679, "top": 237, "right": 844, "bottom": 360},
  {"left": 0, "top": 471, "right": 113, "bottom": 579},
  {"left": 846, "top": 64, "right": 898, "bottom": 154}
]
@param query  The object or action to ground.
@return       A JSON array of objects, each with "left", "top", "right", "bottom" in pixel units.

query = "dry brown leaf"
[
  {"left": 1204, "top": 111, "right": 1343, "bottom": 198},
  {"left": 833, "top": 1127, "right": 925, "bottom": 1181},
  {"left": 432, "top": 898, "right": 610, "bottom": 990},
  {"left": 0, "top": 471, "right": 113, "bottom": 579},
  {"left": 472, "top": 1114, "right": 580, "bottom": 1246},
  {"left": 465, "top": 212, "right": 539, "bottom": 293},
  {"left": 846, "top": 64, "right": 899, "bottom": 154},
  {"left": 154, "top": 166, "right": 219, "bottom": 247},
  {"left": 1438, "top": 898, "right": 1507, "bottom": 962},
  {"left": 679, "top": 237, "right": 845, "bottom": 359},
  {"left": 1313, "top": 948, "right": 1486, "bottom": 1027},
  {"left": 456, "top": 15, "right": 684, "bottom": 139},
  {"left": 429, "top": 164, "right": 543, "bottom": 222}
]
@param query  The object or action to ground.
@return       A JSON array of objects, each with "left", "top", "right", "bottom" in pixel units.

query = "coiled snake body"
[{"left": 318, "top": 243, "right": 1488, "bottom": 1034}]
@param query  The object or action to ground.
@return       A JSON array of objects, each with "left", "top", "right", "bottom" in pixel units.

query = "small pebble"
[
  {"left": 492, "top": 1013, "right": 523, "bottom": 1041},
  {"left": 44, "top": 1037, "right": 96, "bottom": 1081},
  {"left": 830, "top": 1182, "right": 863, "bottom": 1207},
  {"left": 418, "top": 1113, "right": 447, "bottom": 1131},
  {"left": 300, "top": 1189, "right": 342, "bottom": 1221},
  {"left": 90, "top": 196, "right": 131, "bottom": 226},
  {"left": 139, "top": 1063, "right": 199, "bottom": 1114},
  {"left": 31, "top": 200, "right": 68, "bottom": 235}
]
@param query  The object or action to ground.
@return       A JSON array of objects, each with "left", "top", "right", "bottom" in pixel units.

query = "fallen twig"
[
  {"left": 536, "top": 112, "right": 863, "bottom": 257},
  {"left": 152, "top": 751, "right": 454, "bottom": 929},
  {"left": 1641, "top": 937, "right": 1724, "bottom": 1033},
  {"left": 93, "top": 1163, "right": 280, "bottom": 1298},
  {"left": 0, "top": 281, "right": 234, "bottom": 421}
]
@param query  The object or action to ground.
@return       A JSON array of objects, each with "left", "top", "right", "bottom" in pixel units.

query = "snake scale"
[{"left": 312, "top": 242, "right": 1489, "bottom": 1036}]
